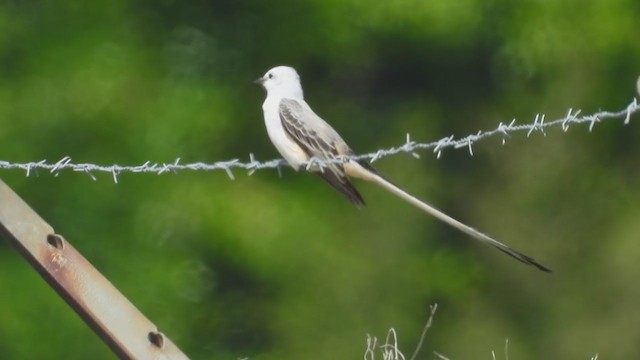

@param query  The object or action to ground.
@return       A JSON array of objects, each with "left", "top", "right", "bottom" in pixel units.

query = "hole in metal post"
[
  {"left": 46, "top": 234, "right": 64, "bottom": 249},
  {"left": 148, "top": 331, "right": 164, "bottom": 349}
]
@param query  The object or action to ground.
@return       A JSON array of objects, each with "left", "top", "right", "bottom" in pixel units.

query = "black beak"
[{"left": 254, "top": 76, "right": 265, "bottom": 85}]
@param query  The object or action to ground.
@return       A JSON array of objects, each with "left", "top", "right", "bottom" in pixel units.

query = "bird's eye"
[{"left": 268, "top": 73, "right": 274, "bottom": 79}]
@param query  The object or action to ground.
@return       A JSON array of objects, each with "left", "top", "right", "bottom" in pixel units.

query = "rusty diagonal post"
[{"left": 0, "top": 179, "right": 190, "bottom": 360}]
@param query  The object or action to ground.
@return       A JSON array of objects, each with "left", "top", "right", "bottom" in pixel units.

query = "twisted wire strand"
[{"left": 0, "top": 98, "right": 637, "bottom": 183}]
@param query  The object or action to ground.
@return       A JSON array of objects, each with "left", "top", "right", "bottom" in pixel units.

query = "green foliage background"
[{"left": 1, "top": 0, "right": 639, "bottom": 359}]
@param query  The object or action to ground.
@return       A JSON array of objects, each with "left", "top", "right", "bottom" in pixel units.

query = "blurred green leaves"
[{"left": 1, "top": 0, "right": 639, "bottom": 359}]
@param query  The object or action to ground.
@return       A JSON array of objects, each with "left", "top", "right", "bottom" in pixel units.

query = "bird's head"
[{"left": 255, "top": 66, "right": 304, "bottom": 99}]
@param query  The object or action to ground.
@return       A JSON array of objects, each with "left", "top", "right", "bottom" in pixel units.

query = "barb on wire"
[{"left": 0, "top": 98, "right": 638, "bottom": 182}]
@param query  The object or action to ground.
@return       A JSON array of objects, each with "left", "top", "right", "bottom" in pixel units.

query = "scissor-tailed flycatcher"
[{"left": 255, "top": 65, "right": 550, "bottom": 272}]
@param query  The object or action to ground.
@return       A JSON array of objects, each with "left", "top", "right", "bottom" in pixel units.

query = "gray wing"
[{"left": 279, "top": 98, "right": 366, "bottom": 207}]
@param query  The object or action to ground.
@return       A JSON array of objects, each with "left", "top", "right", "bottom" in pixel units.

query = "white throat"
[{"left": 266, "top": 82, "right": 304, "bottom": 101}]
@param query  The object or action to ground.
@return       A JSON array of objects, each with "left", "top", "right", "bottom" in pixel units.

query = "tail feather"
[{"left": 349, "top": 161, "right": 551, "bottom": 272}]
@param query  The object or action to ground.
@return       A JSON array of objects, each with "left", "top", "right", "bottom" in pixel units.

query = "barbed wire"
[{"left": 0, "top": 98, "right": 638, "bottom": 183}]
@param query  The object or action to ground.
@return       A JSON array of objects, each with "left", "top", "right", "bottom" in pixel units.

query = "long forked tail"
[{"left": 360, "top": 167, "right": 551, "bottom": 272}]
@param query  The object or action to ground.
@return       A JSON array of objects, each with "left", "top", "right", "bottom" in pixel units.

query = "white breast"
[{"left": 262, "top": 98, "right": 309, "bottom": 170}]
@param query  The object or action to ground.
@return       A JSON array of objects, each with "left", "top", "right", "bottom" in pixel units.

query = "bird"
[{"left": 255, "top": 65, "right": 551, "bottom": 272}]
